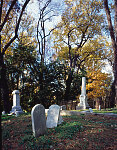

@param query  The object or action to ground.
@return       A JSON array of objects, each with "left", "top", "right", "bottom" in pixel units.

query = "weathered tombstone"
[
  {"left": 58, "top": 115, "right": 63, "bottom": 125},
  {"left": 10, "top": 90, "right": 23, "bottom": 114},
  {"left": 46, "top": 104, "right": 60, "bottom": 128},
  {"left": 99, "top": 105, "right": 101, "bottom": 111},
  {"left": 78, "top": 77, "right": 90, "bottom": 109},
  {"left": 76, "top": 106, "right": 83, "bottom": 110},
  {"left": 31, "top": 104, "right": 47, "bottom": 137},
  {"left": 60, "top": 105, "right": 66, "bottom": 110},
  {"left": 2, "top": 111, "right": 5, "bottom": 115},
  {"left": 89, "top": 108, "right": 93, "bottom": 113}
]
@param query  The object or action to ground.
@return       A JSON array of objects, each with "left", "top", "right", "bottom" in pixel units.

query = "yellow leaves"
[
  {"left": 5, "top": 49, "right": 13, "bottom": 56},
  {"left": 34, "top": 86, "right": 39, "bottom": 94},
  {"left": 86, "top": 68, "right": 111, "bottom": 99}
]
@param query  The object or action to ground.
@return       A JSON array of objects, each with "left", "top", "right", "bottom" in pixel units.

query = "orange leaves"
[{"left": 86, "top": 68, "right": 111, "bottom": 100}]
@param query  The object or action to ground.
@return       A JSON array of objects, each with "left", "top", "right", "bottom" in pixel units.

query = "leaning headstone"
[
  {"left": 2, "top": 111, "right": 5, "bottom": 115},
  {"left": 89, "top": 108, "right": 93, "bottom": 113},
  {"left": 10, "top": 90, "right": 23, "bottom": 115},
  {"left": 60, "top": 105, "right": 66, "bottom": 110},
  {"left": 46, "top": 104, "right": 60, "bottom": 128},
  {"left": 76, "top": 106, "right": 83, "bottom": 110},
  {"left": 99, "top": 105, "right": 101, "bottom": 111},
  {"left": 58, "top": 115, "right": 63, "bottom": 125},
  {"left": 31, "top": 104, "right": 47, "bottom": 137}
]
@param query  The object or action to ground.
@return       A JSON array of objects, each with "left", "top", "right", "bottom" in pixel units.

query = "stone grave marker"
[
  {"left": 46, "top": 104, "right": 60, "bottom": 128},
  {"left": 60, "top": 105, "right": 66, "bottom": 110},
  {"left": 58, "top": 115, "right": 63, "bottom": 125},
  {"left": 77, "top": 77, "right": 90, "bottom": 110},
  {"left": 2, "top": 111, "right": 5, "bottom": 115},
  {"left": 31, "top": 104, "right": 47, "bottom": 137},
  {"left": 99, "top": 105, "right": 101, "bottom": 111},
  {"left": 89, "top": 108, "right": 93, "bottom": 113}
]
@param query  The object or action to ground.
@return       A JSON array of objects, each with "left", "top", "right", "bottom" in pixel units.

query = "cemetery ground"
[{"left": 2, "top": 109, "right": 117, "bottom": 150}]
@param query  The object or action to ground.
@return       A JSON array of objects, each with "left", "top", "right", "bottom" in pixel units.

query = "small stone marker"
[
  {"left": 46, "top": 104, "right": 60, "bottom": 128},
  {"left": 2, "top": 111, "right": 5, "bottom": 115},
  {"left": 89, "top": 108, "right": 93, "bottom": 113},
  {"left": 60, "top": 105, "right": 66, "bottom": 110},
  {"left": 58, "top": 115, "right": 63, "bottom": 125},
  {"left": 31, "top": 104, "right": 47, "bottom": 137},
  {"left": 99, "top": 105, "right": 101, "bottom": 111}
]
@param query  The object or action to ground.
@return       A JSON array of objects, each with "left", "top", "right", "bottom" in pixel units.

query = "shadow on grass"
[{"left": 2, "top": 114, "right": 117, "bottom": 150}]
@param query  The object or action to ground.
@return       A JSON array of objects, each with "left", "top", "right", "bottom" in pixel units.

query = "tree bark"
[
  {"left": 0, "top": 54, "right": 10, "bottom": 113},
  {"left": 64, "top": 70, "right": 73, "bottom": 102},
  {"left": 114, "top": 0, "right": 117, "bottom": 108},
  {"left": 104, "top": 0, "right": 117, "bottom": 107}
]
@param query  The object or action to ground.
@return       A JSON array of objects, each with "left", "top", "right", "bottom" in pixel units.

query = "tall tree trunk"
[
  {"left": 95, "top": 98, "right": 100, "bottom": 110},
  {"left": 64, "top": 70, "right": 73, "bottom": 102},
  {"left": 114, "top": 0, "right": 117, "bottom": 108},
  {"left": 0, "top": 54, "right": 10, "bottom": 113},
  {"left": 104, "top": 0, "right": 117, "bottom": 107}
]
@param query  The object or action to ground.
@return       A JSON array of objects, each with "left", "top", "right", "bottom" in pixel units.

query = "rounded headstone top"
[
  {"left": 12, "top": 90, "right": 20, "bottom": 94},
  {"left": 49, "top": 104, "right": 60, "bottom": 110},
  {"left": 31, "top": 104, "right": 45, "bottom": 115}
]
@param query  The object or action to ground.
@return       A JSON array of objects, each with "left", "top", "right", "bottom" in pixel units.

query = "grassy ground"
[
  {"left": 92, "top": 108, "right": 117, "bottom": 114},
  {"left": 73, "top": 108, "right": 117, "bottom": 114},
  {"left": 2, "top": 113, "right": 117, "bottom": 150}
]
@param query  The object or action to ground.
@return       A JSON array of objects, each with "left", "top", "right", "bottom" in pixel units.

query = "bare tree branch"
[
  {"left": 0, "top": 0, "right": 17, "bottom": 32},
  {"left": 44, "top": 14, "right": 56, "bottom": 22},
  {"left": 2, "top": 0, "right": 30, "bottom": 55},
  {"left": 0, "top": 0, "right": 3, "bottom": 24},
  {"left": 0, "top": 0, "right": 3, "bottom": 55}
]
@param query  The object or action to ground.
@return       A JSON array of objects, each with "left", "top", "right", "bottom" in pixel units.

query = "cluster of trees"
[{"left": 0, "top": 0, "right": 117, "bottom": 113}]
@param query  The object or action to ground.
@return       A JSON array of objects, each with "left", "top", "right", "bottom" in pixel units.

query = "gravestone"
[
  {"left": 58, "top": 115, "right": 63, "bottom": 125},
  {"left": 78, "top": 77, "right": 90, "bottom": 109},
  {"left": 99, "top": 105, "right": 101, "bottom": 111},
  {"left": 89, "top": 108, "right": 93, "bottom": 113},
  {"left": 2, "top": 111, "right": 5, "bottom": 115},
  {"left": 10, "top": 90, "right": 23, "bottom": 114},
  {"left": 60, "top": 105, "right": 66, "bottom": 110},
  {"left": 46, "top": 104, "right": 60, "bottom": 128},
  {"left": 31, "top": 104, "right": 47, "bottom": 137}
]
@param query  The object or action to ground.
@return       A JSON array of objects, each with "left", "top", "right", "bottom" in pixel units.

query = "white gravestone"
[
  {"left": 31, "top": 104, "right": 47, "bottom": 137},
  {"left": 60, "top": 105, "right": 66, "bottom": 110},
  {"left": 99, "top": 105, "right": 101, "bottom": 111},
  {"left": 89, "top": 108, "right": 93, "bottom": 113},
  {"left": 10, "top": 90, "right": 23, "bottom": 114},
  {"left": 2, "top": 111, "right": 5, "bottom": 115},
  {"left": 58, "top": 115, "right": 63, "bottom": 125},
  {"left": 46, "top": 104, "right": 60, "bottom": 128},
  {"left": 78, "top": 77, "right": 90, "bottom": 110}
]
